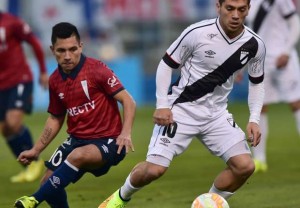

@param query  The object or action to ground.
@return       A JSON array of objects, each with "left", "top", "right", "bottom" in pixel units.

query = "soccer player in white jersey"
[
  {"left": 99, "top": 0, "right": 265, "bottom": 207},
  {"left": 246, "top": 0, "right": 300, "bottom": 173}
]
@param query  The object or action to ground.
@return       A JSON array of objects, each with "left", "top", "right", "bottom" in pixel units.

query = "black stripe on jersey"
[
  {"left": 169, "top": 22, "right": 215, "bottom": 56},
  {"left": 253, "top": 0, "right": 275, "bottom": 33},
  {"left": 249, "top": 74, "right": 264, "bottom": 84},
  {"left": 173, "top": 37, "right": 259, "bottom": 105},
  {"left": 284, "top": 11, "right": 296, "bottom": 19},
  {"left": 163, "top": 53, "right": 180, "bottom": 69}
]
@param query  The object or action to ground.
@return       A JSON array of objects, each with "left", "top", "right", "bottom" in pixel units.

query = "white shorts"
[
  {"left": 263, "top": 50, "right": 300, "bottom": 104},
  {"left": 146, "top": 109, "right": 250, "bottom": 167}
]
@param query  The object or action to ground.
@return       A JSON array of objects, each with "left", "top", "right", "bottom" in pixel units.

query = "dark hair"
[
  {"left": 218, "top": 0, "right": 250, "bottom": 5},
  {"left": 51, "top": 22, "right": 80, "bottom": 45}
]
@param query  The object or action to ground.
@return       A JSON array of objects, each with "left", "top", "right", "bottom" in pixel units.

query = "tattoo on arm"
[{"left": 41, "top": 127, "right": 52, "bottom": 145}]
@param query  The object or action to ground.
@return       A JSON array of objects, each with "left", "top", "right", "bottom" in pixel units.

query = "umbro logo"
[
  {"left": 160, "top": 137, "right": 170, "bottom": 147},
  {"left": 160, "top": 137, "right": 170, "bottom": 144},
  {"left": 205, "top": 50, "right": 216, "bottom": 58},
  {"left": 207, "top": 33, "right": 218, "bottom": 39},
  {"left": 101, "top": 144, "right": 109, "bottom": 153},
  {"left": 50, "top": 176, "right": 60, "bottom": 188},
  {"left": 205, "top": 50, "right": 216, "bottom": 56}
]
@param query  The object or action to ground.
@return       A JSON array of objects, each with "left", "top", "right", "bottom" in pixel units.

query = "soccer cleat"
[
  {"left": 10, "top": 170, "right": 27, "bottom": 183},
  {"left": 14, "top": 196, "right": 38, "bottom": 208},
  {"left": 98, "top": 189, "right": 129, "bottom": 208},
  {"left": 24, "top": 159, "right": 44, "bottom": 182},
  {"left": 254, "top": 159, "right": 268, "bottom": 173}
]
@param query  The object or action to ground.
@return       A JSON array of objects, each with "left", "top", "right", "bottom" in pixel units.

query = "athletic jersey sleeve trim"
[
  {"left": 163, "top": 53, "right": 180, "bottom": 69},
  {"left": 248, "top": 74, "right": 264, "bottom": 84},
  {"left": 47, "top": 111, "right": 66, "bottom": 117},
  {"left": 284, "top": 11, "right": 296, "bottom": 19},
  {"left": 111, "top": 87, "right": 125, "bottom": 97}
]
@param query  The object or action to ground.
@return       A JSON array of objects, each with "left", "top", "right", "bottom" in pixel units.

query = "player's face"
[
  {"left": 50, "top": 35, "right": 83, "bottom": 74},
  {"left": 217, "top": 0, "right": 250, "bottom": 38}
]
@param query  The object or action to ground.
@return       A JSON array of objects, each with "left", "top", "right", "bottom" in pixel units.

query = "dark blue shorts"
[
  {"left": 0, "top": 82, "right": 33, "bottom": 121},
  {"left": 45, "top": 136, "right": 126, "bottom": 182}
]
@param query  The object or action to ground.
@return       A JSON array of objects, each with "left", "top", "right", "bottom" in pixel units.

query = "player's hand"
[
  {"left": 246, "top": 122, "right": 261, "bottom": 147},
  {"left": 17, "top": 149, "right": 39, "bottom": 166},
  {"left": 276, "top": 54, "right": 289, "bottom": 69},
  {"left": 39, "top": 72, "right": 49, "bottom": 89},
  {"left": 116, "top": 134, "right": 134, "bottom": 154},
  {"left": 153, "top": 108, "right": 173, "bottom": 126}
]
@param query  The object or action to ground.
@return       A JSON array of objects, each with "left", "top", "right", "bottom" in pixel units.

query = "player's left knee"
[
  {"left": 67, "top": 148, "right": 89, "bottom": 167},
  {"left": 236, "top": 159, "right": 255, "bottom": 177}
]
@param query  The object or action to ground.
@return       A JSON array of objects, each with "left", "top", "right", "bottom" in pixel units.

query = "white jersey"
[
  {"left": 163, "top": 18, "right": 265, "bottom": 121},
  {"left": 247, "top": 0, "right": 297, "bottom": 58},
  {"left": 247, "top": 0, "right": 300, "bottom": 104}
]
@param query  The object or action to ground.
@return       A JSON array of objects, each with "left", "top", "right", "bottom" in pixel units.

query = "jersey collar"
[
  {"left": 216, "top": 17, "right": 245, "bottom": 44},
  {"left": 58, "top": 54, "right": 86, "bottom": 81}
]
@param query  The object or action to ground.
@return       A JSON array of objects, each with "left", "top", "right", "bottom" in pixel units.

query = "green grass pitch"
[{"left": 1, "top": 102, "right": 300, "bottom": 207}]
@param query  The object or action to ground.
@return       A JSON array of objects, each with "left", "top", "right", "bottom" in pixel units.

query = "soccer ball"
[{"left": 191, "top": 193, "right": 230, "bottom": 208}]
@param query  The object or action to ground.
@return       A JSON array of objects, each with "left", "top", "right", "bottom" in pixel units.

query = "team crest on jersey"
[
  {"left": 58, "top": 93, "right": 64, "bottom": 99},
  {"left": 107, "top": 76, "right": 119, "bottom": 87},
  {"left": 81, "top": 80, "right": 91, "bottom": 100},
  {"left": 240, "top": 50, "right": 249, "bottom": 65},
  {"left": 227, "top": 117, "right": 239, "bottom": 128}
]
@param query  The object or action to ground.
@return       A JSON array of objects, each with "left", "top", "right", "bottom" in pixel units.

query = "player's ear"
[
  {"left": 216, "top": 2, "right": 221, "bottom": 14},
  {"left": 50, "top": 45, "right": 54, "bottom": 54}
]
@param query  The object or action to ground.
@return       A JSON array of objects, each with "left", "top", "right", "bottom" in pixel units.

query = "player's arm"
[
  {"left": 246, "top": 40, "right": 265, "bottom": 147},
  {"left": 18, "top": 114, "right": 65, "bottom": 165},
  {"left": 153, "top": 59, "right": 175, "bottom": 126},
  {"left": 247, "top": 81, "right": 264, "bottom": 147},
  {"left": 113, "top": 90, "right": 136, "bottom": 154},
  {"left": 276, "top": 13, "right": 300, "bottom": 68},
  {"left": 283, "top": 9, "right": 300, "bottom": 55},
  {"left": 26, "top": 34, "right": 49, "bottom": 89},
  {"left": 155, "top": 25, "right": 194, "bottom": 125}
]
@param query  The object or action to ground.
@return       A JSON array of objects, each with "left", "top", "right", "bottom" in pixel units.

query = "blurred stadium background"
[
  {"left": 1, "top": 1, "right": 300, "bottom": 207},
  {"left": 0, "top": 0, "right": 214, "bottom": 110},
  {"left": 0, "top": 0, "right": 298, "bottom": 111}
]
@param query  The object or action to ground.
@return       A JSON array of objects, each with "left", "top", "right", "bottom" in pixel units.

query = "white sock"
[
  {"left": 293, "top": 109, "right": 300, "bottom": 135},
  {"left": 209, "top": 184, "right": 234, "bottom": 199},
  {"left": 252, "top": 113, "right": 268, "bottom": 163},
  {"left": 119, "top": 174, "right": 141, "bottom": 200}
]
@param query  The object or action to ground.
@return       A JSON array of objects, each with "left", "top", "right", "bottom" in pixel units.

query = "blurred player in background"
[
  {"left": 14, "top": 22, "right": 136, "bottom": 208},
  {"left": 0, "top": 11, "right": 48, "bottom": 183},
  {"left": 99, "top": 0, "right": 265, "bottom": 207},
  {"left": 246, "top": 0, "right": 300, "bottom": 173}
]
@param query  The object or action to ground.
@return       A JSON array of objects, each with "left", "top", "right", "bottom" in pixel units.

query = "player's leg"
[
  {"left": 250, "top": 61, "right": 277, "bottom": 173},
  {"left": 209, "top": 149, "right": 254, "bottom": 199},
  {"left": 99, "top": 121, "right": 195, "bottom": 208},
  {"left": 1, "top": 83, "right": 44, "bottom": 182},
  {"left": 15, "top": 137, "right": 125, "bottom": 207},
  {"left": 14, "top": 136, "right": 75, "bottom": 208},
  {"left": 98, "top": 160, "right": 169, "bottom": 208},
  {"left": 120, "top": 158, "right": 169, "bottom": 198},
  {"left": 201, "top": 111, "right": 254, "bottom": 199},
  {"left": 279, "top": 52, "right": 300, "bottom": 135},
  {"left": 251, "top": 105, "right": 268, "bottom": 173},
  {"left": 289, "top": 100, "right": 300, "bottom": 135}
]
